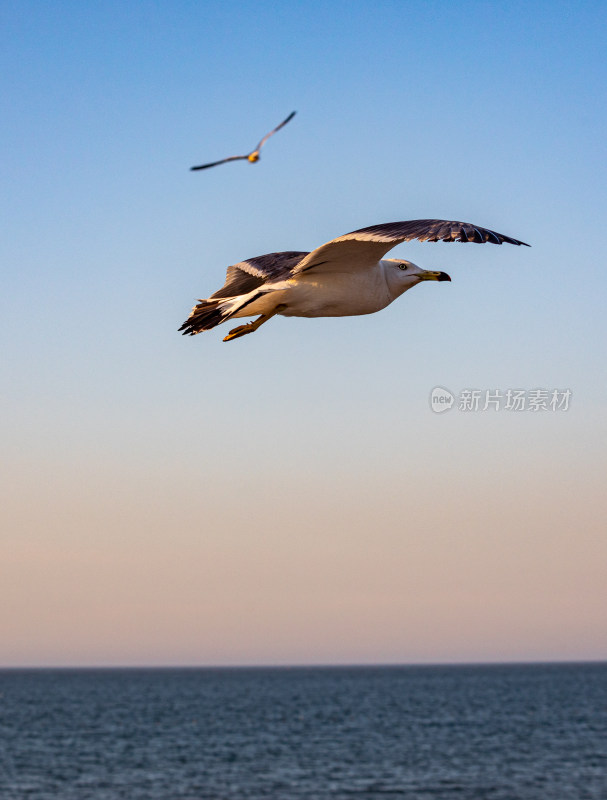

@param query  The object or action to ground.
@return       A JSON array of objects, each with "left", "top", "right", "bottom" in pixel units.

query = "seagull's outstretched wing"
[
  {"left": 191, "top": 154, "right": 249, "bottom": 171},
  {"left": 255, "top": 111, "right": 297, "bottom": 151},
  {"left": 294, "top": 219, "right": 530, "bottom": 275},
  {"left": 209, "top": 251, "right": 308, "bottom": 298}
]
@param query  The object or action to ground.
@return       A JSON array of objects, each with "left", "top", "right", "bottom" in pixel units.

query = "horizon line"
[{"left": 2, "top": 658, "right": 606, "bottom": 671}]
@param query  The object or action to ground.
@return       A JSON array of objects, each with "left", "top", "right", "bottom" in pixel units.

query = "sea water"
[{"left": 1, "top": 663, "right": 605, "bottom": 799}]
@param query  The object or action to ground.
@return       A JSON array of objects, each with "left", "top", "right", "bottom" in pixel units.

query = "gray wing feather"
[
  {"left": 255, "top": 111, "right": 297, "bottom": 151},
  {"left": 190, "top": 155, "right": 248, "bottom": 171},
  {"left": 294, "top": 219, "right": 529, "bottom": 275},
  {"left": 351, "top": 219, "right": 529, "bottom": 246},
  {"left": 210, "top": 251, "right": 308, "bottom": 299}
]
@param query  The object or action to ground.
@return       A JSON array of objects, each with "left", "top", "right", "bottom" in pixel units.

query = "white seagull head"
[{"left": 382, "top": 257, "right": 451, "bottom": 298}]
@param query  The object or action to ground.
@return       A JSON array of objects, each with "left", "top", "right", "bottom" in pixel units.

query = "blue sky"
[{"left": 1, "top": 0, "right": 606, "bottom": 666}]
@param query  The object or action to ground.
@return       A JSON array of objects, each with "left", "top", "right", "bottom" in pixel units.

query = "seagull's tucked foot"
[
  {"left": 223, "top": 305, "right": 286, "bottom": 342},
  {"left": 223, "top": 321, "right": 258, "bottom": 341}
]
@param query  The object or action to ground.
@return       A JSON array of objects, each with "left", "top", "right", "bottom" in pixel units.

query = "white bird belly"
[{"left": 279, "top": 272, "right": 392, "bottom": 318}]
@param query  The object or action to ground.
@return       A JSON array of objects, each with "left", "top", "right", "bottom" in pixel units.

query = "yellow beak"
[{"left": 419, "top": 270, "right": 451, "bottom": 282}]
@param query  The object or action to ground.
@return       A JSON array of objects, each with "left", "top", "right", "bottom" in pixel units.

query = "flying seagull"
[
  {"left": 190, "top": 111, "right": 296, "bottom": 171},
  {"left": 179, "top": 219, "right": 529, "bottom": 342}
]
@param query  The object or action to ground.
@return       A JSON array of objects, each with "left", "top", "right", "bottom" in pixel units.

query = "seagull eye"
[{"left": 398, "top": 263, "right": 408, "bottom": 271}]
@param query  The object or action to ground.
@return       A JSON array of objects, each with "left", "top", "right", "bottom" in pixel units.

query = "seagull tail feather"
[
  {"left": 178, "top": 298, "right": 231, "bottom": 336},
  {"left": 179, "top": 289, "right": 264, "bottom": 335},
  {"left": 179, "top": 287, "right": 270, "bottom": 336}
]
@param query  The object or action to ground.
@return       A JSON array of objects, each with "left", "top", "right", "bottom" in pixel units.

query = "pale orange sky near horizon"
[{"left": 3, "top": 407, "right": 606, "bottom": 667}]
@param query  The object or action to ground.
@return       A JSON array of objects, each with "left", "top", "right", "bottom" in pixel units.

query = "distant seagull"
[
  {"left": 179, "top": 219, "right": 529, "bottom": 341},
  {"left": 190, "top": 111, "right": 296, "bottom": 171}
]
